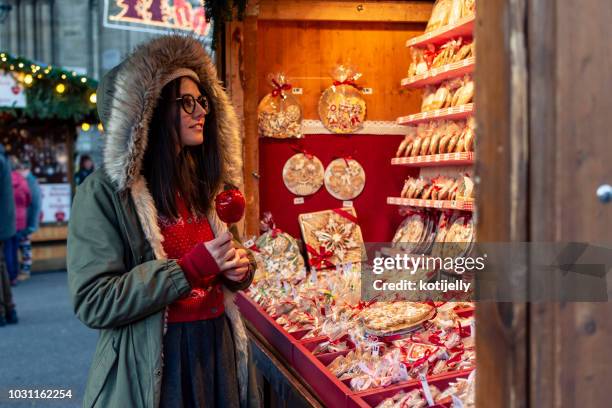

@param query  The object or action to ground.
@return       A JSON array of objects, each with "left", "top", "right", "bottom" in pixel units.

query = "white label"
[
  {"left": 292, "top": 87, "right": 303, "bottom": 95},
  {"left": 294, "top": 197, "right": 305, "bottom": 205},
  {"left": 243, "top": 239, "right": 255, "bottom": 248},
  {"left": 362, "top": 87, "right": 373, "bottom": 95},
  {"left": 452, "top": 395, "right": 464, "bottom": 408},
  {"left": 343, "top": 201, "right": 353, "bottom": 208},
  {"left": 420, "top": 376, "right": 435, "bottom": 407}
]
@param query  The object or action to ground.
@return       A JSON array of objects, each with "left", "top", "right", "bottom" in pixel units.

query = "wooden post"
[
  {"left": 242, "top": 2, "right": 260, "bottom": 237},
  {"left": 474, "top": 0, "right": 529, "bottom": 406}
]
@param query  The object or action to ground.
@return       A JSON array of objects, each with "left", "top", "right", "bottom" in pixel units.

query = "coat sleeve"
[
  {"left": 67, "top": 175, "right": 191, "bottom": 330},
  {"left": 26, "top": 176, "right": 41, "bottom": 232}
]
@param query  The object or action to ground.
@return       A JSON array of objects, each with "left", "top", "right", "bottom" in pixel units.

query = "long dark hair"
[{"left": 142, "top": 78, "right": 221, "bottom": 219}]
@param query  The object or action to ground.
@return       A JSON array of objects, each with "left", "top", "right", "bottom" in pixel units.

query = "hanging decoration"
[{"left": 0, "top": 52, "right": 98, "bottom": 122}]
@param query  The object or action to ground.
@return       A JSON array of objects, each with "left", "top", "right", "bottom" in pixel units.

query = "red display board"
[{"left": 259, "top": 134, "right": 416, "bottom": 242}]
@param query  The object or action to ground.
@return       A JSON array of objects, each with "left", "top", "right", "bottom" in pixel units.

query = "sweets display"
[
  {"left": 399, "top": 174, "right": 474, "bottom": 201},
  {"left": 421, "top": 76, "right": 474, "bottom": 112},
  {"left": 282, "top": 153, "right": 325, "bottom": 196},
  {"left": 426, "top": 0, "right": 475, "bottom": 33},
  {"left": 324, "top": 157, "right": 366, "bottom": 200},
  {"left": 298, "top": 207, "right": 364, "bottom": 269},
  {"left": 395, "top": 118, "right": 475, "bottom": 158},
  {"left": 257, "top": 72, "right": 303, "bottom": 138},
  {"left": 318, "top": 65, "right": 367, "bottom": 134},
  {"left": 408, "top": 37, "right": 474, "bottom": 77},
  {"left": 361, "top": 302, "right": 436, "bottom": 335},
  {"left": 391, "top": 211, "right": 435, "bottom": 254}
]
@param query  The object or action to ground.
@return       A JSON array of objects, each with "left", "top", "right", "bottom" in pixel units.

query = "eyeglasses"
[{"left": 176, "top": 94, "right": 210, "bottom": 115}]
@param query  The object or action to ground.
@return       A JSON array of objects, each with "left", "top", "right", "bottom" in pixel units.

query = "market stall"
[
  {"left": 0, "top": 52, "right": 98, "bottom": 271},
  {"left": 223, "top": 1, "right": 479, "bottom": 406}
]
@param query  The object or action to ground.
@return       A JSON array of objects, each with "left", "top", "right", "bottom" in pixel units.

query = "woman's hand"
[
  {"left": 203, "top": 231, "right": 237, "bottom": 271},
  {"left": 221, "top": 242, "right": 250, "bottom": 282}
]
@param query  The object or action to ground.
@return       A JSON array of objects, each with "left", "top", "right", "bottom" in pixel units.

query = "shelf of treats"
[
  {"left": 406, "top": 15, "right": 475, "bottom": 48},
  {"left": 397, "top": 104, "right": 474, "bottom": 126},
  {"left": 392, "top": 151, "right": 474, "bottom": 167},
  {"left": 387, "top": 196, "right": 474, "bottom": 212},
  {"left": 401, "top": 57, "right": 475, "bottom": 89}
]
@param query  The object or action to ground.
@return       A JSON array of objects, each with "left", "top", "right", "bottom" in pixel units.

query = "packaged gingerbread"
[
  {"left": 257, "top": 72, "right": 303, "bottom": 138},
  {"left": 318, "top": 65, "right": 367, "bottom": 134}
]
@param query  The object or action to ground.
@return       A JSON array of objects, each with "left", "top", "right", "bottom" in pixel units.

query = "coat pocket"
[{"left": 83, "top": 336, "right": 118, "bottom": 408}]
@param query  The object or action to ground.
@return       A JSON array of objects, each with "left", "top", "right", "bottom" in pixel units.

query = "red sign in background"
[{"left": 258, "top": 134, "right": 419, "bottom": 242}]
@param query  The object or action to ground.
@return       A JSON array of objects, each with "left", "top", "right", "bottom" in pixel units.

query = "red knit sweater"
[{"left": 159, "top": 196, "right": 224, "bottom": 323}]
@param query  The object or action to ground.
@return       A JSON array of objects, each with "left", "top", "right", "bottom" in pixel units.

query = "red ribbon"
[
  {"left": 457, "top": 321, "right": 471, "bottom": 338},
  {"left": 332, "top": 208, "right": 359, "bottom": 224},
  {"left": 333, "top": 79, "right": 362, "bottom": 90},
  {"left": 410, "top": 349, "right": 433, "bottom": 371},
  {"left": 307, "top": 245, "right": 335, "bottom": 270},
  {"left": 332, "top": 155, "right": 354, "bottom": 168},
  {"left": 271, "top": 79, "right": 292, "bottom": 97},
  {"left": 291, "top": 146, "right": 314, "bottom": 160}
]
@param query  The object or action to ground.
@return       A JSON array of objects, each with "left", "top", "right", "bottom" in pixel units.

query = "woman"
[
  {"left": 74, "top": 154, "right": 95, "bottom": 186},
  {"left": 67, "top": 36, "right": 260, "bottom": 408},
  {"left": 4, "top": 156, "right": 31, "bottom": 286}
]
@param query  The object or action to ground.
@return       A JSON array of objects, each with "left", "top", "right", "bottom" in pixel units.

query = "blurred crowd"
[{"left": 0, "top": 145, "right": 42, "bottom": 326}]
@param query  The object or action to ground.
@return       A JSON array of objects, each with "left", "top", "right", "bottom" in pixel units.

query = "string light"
[
  {"left": 81, "top": 123, "right": 91, "bottom": 132},
  {"left": 24, "top": 74, "right": 33, "bottom": 85},
  {"left": 71, "top": 71, "right": 77, "bottom": 77},
  {"left": 37, "top": 74, "right": 42, "bottom": 79},
  {"left": 55, "top": 83, "right": 66, "bottom": 94},
  {"left": 89, "top": 92, "right": 97, "bottom": 104},
  {"left": 61, "top": 74, "right": 66, "bottom": 79},
  {"left": 80, "top": 77, "right": 87, "bottom": 83},
  {"left": 9, "top": 65, "right": 14, "bottom": 70},
  {"left": 97, "top": 123, "right": 104, "bottom": 131},
  {"left": 18, "top": 62, "right": 24, "bottom": 68}
]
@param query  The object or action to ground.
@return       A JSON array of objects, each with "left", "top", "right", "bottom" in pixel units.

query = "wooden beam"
[
  {"left": 242, "top": 8, "right": 260, "bottom": 237},
  {"left": 257, "top": 0, "right": 432, "bottom": 23},
  {"left": 474, "top": 0, "right": 529, "bottom": 406}
]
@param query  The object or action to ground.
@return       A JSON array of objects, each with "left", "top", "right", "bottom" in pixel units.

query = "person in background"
[
  {"left": 3, "top": 156, "right": 31, "bottom": 286},
  {"left": 74, "top": 155, "right": 94, "bottom": 186},
  {"left": 16, "top": 160, "right": 42, "bottom": 282},
  {"left": 0, "top": 146, "right": 17, "bottom": 326}
]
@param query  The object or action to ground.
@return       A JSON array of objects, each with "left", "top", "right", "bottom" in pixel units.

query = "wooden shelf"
[
  {"left": 397, "top": 104, "right": 474, "bottom": 126},
  {"left": 392, "top": 152, "right": 474, "bottom": 167},
  {"left": 401, "top": 58, "right": 475, "bottom": 89},
  {"left": 406, "top": 16, "right": 475, "bottom": 48},
  {"left": 387, "top": 196, "right": 474, "bottom": 211}
]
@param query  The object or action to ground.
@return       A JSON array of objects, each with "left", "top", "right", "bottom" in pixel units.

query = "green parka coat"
[{"left": 67, "top": 36, "right": 257, "bottom": 408}]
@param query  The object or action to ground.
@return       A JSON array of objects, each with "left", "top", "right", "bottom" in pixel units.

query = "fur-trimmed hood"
[{"left": 97, "top": 35, "right": 243, "bottom": 191}]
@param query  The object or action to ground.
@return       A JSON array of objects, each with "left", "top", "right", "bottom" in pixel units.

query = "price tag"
[
  {"left": 419, "top": 375, "right": 435, "bottom": 407},
  {"left": 434, "top": 200, "right": 444, "bottom": 209},
  {"left": 451, "top": 200, "right": 458, "bottom": 209},
  {"left": 452, "top": 395, "right": 464, "bottom": 408},
  {"left": 310, "top": 267, "right": 318, "bottom": 283},
  {"left": 294, "top": 197, "right": 305, "bottom": 205},
  {"left": 342, "top": 201, "right": 354, "bottom": 208},
  {"left": 243, "top": 239, "right": 255, "bottom": 248},
  {"left": 292, "top": 87, "right": 303, "bottom": 95},
  {"left": 362, "top": 87, "right": 373, "bottom": 95}
]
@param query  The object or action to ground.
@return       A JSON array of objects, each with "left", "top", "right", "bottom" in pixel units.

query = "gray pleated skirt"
[{"left": 160, "top": 314, "right": 242, "bottom": 408}]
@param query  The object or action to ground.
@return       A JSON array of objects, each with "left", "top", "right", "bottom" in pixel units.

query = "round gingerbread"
[
  {"left": 282, "top": 153, "right": 324, "bottom": 196},
  {"left": 318, "top": 85, "right": 366, "bottom": 134},
  {"left": 324, "top": 158, "right": 366, "bottom": 200}
]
